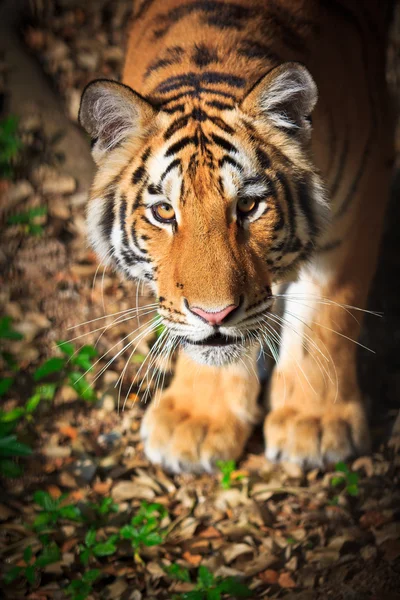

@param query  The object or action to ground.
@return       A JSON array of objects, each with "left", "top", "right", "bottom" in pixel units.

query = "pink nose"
[{"left": 189, "top": 304, "right": 237, "bottom": 326}]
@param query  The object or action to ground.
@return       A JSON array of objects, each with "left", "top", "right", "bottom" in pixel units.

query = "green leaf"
[
  {"left": 92, "top": 540, "right": 117, "bottom": 557},
  {"left": 33, "top": 357, "right": 65, "bottom": 381},
  {"left": 25, "top": 565, "right": 36, "bottom": 585},
  {"left": 36, "top": 383, "right": 58, "bottom": 401},
  {"left": 97, "top": 497, "right": 118, "bottom": 515},
  {"left": 206, "top": 590, "right": 221, "bottom": 600},
  {"left": 68, "top": 372, "right": 96, "bottom": 402},
  {"left": 335, "top": 461, "right": 349, "bottom": 475},
  {"left": 165, "top": 563, "right": 191, "bottom": 583},
  {"left": 0, "top": 317, "right": 23, "bottom": 340},
  {"left": 142, "top": 531, "right": 164, "bottom": 546},
  {"left": 155, "top": 323, "right": 166, "bottom": 338},
  {"left": 85, "top": 529, "right": 97, "bottom": 548},
  {"left": 59, "top": 504, "right": 82, "bottom": 520},
  {"left": 82, "top": 569, "right": 101, "bottom": 584},
  {"left": 78, "top": 345, "right": 97, "bottom": 359},
  {"left": 33, "top": 490, "right": 59, "bottom": 510},
  {"left": 346, "top": 472, "right": 359, "bottom": 485},
  {"left": 0, "top": 435, "right": 32, "bottom": 457},
  {"left": 120, "top": 524, "right": 135, "bottom": 539},
  {"left": 33, "top": 512, "right": 53, "bottom": 529},
  {"left": 0, "top": 458, "right": 23, "bottom": 478},
  {"left": 25, "top": 393, "right": 41, "bottom": 414},
  {"left": 131, "top": 353, "right": 146, "bottom": 364},
  {"left": 218, "top": 578, "right": 251, "bottom": 597},
  {"left": 79, "top": 548, "right": 91, "bottom": 566},
  {"left": 0, "top": 377, "right": 13, "bottom": 396},
  {"left": 331, "top": 476, "right": 346, "bottom": 488},
  {"left": 198, "top": 566, "right": 214, "bottom": 588},
  {"left": 57, "top": 340, "right": 74, "bottom": 356},
  {"left": 0, "top": 407, "right": 25, "bottom": 422},
  {"left": 34, "top": 543, "right": 60, "bottom": 567},
  {"left": 23, "top": 546, "right": 33, "bottom": 564},
  {"left": 347, "top": 483, "right": 359, "bottom": 497},
  {"left": 3, "top": 565, "right": 22, "bottom": 584}
]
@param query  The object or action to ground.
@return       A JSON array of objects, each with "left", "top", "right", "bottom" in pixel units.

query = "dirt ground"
[{"left": 1, "top": 1, "right": 400, "bottom": 599}]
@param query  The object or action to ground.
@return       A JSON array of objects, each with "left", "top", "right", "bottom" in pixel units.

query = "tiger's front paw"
[
  {"left": 140, "top": 394, "right": 252, "bottom": 473},
  {"left": 264, "top": 402, "right": 370, "bottom": 469}
]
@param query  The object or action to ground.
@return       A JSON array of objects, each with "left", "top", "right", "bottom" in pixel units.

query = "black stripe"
[
  {"left": 211, "top": 133, "right": 237, "bottom": 154},
  {"left": 164, "top": 115, "right": 190, "bottom": 140},
  {"left": 161, "top": 103, "right": 185, "bottom": 114},
  {"left": 153, "top": 2, "right": 250, "bottom": 39},
  {"left": 165, "top": 136, "right": 196, "bottom": 157},
  {"left": 119, "top": 195, "right": 128, "bottom": 247},
  {"left": 192, "top": 43, "right": 219, "bottom": 67},
  {"left": 297, "top": 180, "right": 318, "bottom": 239},
  {"left": 160, "top": 158, "right": 181, "bottom": 181},
  {"left": 206, "top": 100, "right": 234, "bottom": 111},
  {"left": 208, "top": 116, "right": 234, "bottom": 134},
  {"left": 275, "top": 171, "right": 296, "bottom": 241},
  {"left": 144, "top": 46, "right": 184, "bottom": 79},
  {"left": 219, "top": 155, "right": 242, "bottom": 171},
  {"left": 132, "top": 166, "right": 146, "bottom": 185},
  {"left": 237, "top": 40, "right": 280, "bottom": 62},
  {"left": 101, "top": 191, "right": 115, "bottom": 242},
  {"left": 255, "top": 147, "right": 271, "bottom": 171}
]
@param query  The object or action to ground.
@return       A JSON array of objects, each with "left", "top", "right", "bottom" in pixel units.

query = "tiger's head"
[{"left": 79, "top": 62, "right": 329, "bottom": 366}]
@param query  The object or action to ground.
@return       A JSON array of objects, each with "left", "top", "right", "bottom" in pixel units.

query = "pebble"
[
  {"left": 72, "top": 457, "right": 97, "bottom": 482},
  {"left": 43, "top": 445, "right": 71, "bottom": 458},
  {"left": 77, "top": 51, "right": 99, "bottom": 71},
  {"left": 4, "top": 181, "right": 34, "bottom": 212},
  {"left": 32, "top": 165, "right": 76, "bottom": 196},
  {"left": 48, "top": 195, "right": 71, "bottom": 220}
]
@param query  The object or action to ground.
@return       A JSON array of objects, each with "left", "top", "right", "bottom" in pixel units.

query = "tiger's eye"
[
  {"left": 237, "top": 197, "right": 257, "bottom": 215},
  {"left": 152, "top": 202, "right": 176, "bottom": 223}
]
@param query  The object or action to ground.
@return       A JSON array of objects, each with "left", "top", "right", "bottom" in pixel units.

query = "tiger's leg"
[
  {"left": 141, "top": 347, "right": 261, "bottom": 473},
  {"left": 264, "top": 142, "right": 393, "bottom": 467}
]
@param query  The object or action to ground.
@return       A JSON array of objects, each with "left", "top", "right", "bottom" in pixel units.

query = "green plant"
[
  {"left": 32, "top": 490, "right": 82, "bottom": 531},
  {"left": 331, "top": 461, "right": 360, "bottom": 497},
  {"left": 88, "top": 496, "right": 119, "bottom": 517},
  {"left": 0, "top": 115, "right": 22, "bottom": 179},
  {"left": 120, "top": 501, "right": 168, "bottom": 560},
  {"left": 66, "top": 569, "right": 101, "bottom": 600},
  {"left": 78, "top": 528, "right": 118, "bottom": 565},
  {"left": 171, "top": 565, "right": 251, "bottom": 600},
  {"left": 33, "top": 341, "right": 98, "bottom": 402},
  {"left": 216, "top": 460, "right": 244, "bottom": 490},
  {"left": 7, "top": 206, "right": 48, "bottom": 236},
  {"left": 3, "top": 542, "right": 60, "bottom": 585}
]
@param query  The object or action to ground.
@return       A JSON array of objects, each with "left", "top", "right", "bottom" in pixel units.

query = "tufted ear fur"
[
  {"left": 241, "top": 62, "right": 317, "bottom": 136},
  {"left": 79, "top": 79, "right": 156, "bottom": 163}
]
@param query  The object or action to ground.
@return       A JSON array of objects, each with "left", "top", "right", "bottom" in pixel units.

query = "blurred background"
[{"left": 0, "top": 1, "right": 400, "bottom": 599}]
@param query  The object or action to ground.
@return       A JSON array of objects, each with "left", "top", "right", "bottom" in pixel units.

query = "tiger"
[{"left": 79, "top": 0, "right": 394, "bottom": 472}]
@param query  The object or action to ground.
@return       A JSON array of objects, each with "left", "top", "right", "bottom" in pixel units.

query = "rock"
[
  {"left": 44, "top": 39, "right": 69, "bottom": 63},
  {"left": 32, "top": 165, "right": 76, "bottom": 196},
  {"left": 72, "top": 457, "right": 97, "bottom": 482},
  {"left": 111, "top": 480, "right": 155, "bottom": 502},
  {"left": 48, "top": 196, "right": 71, "bottom": 220},
  {"left": 2, "top": 181, "right": 34, "bottom": 214},
  {"left": 103, "top": 46, "right": 124, "bottom": 64},
  {"left": 43, "top": 445, "right": 71, "bottom": 458},
  {"left": 77, "top": 51, "right": 99, "bottom": 71},
  {"left": 98, "top": 392, "right": 116, "bottom": 412},
  {"left": 97, "top": 431, "right": 121, "bottom": 448}
]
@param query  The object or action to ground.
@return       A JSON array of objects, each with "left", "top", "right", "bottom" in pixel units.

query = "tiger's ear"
[
  {"left": 241, "top": 62, "right": 317, "bottom": 135},
  {"left": 79, "top": 79, "right": 157, "bottom": 163}
]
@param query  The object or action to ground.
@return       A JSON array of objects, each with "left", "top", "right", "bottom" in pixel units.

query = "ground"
[{"left": 0, "top": 1, "right": 400, "bottom": 599}]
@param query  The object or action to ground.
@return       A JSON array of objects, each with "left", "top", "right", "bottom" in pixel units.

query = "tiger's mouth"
[{"left": 184, "top": 332, "right": 239, "bottom": 347}]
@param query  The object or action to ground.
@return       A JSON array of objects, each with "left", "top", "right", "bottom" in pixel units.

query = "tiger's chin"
[{"left": 182, "top": 340, "right": 247, "bottom": 367}]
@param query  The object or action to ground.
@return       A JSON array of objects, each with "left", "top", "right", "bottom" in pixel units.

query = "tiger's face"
[{"left": 80, "top": 64, "right": 329, "bottom": 366}]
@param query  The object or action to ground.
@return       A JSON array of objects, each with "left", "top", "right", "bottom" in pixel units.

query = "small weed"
[
  {"left": 7, "top": 206, "right": 48, "bottom": 236},
  {"left": 170, "top": 565, "right": 251, "bottom": 599},
  {"left": 331, "top": 461, "right": 360, "bottom": 497},
  {"left": 216, "top": 460, "right": 244, "bottom": 490},
  {"left": 3, "top": 541, "right": 60, "bottom": 586},
  {"left": 88, "top": 496, "right": 119, "bottom": 517},
  {"left": 78, "top": 529, "right": 118, "bottom": 565},
  {"left": 33, "top": 340, "right": 98, "bottom": 402},
  {"left": 0, "top": 116, "right": 22, "bottom": 179},
  {"left": 120, "top": 501, "right": 168, "bottom": 560},
  {"left": 66, "top": 569, "right": 101, "bottom": 600},
  {"left": 32, "top": 490, "right": 82, "bottom": 531}
]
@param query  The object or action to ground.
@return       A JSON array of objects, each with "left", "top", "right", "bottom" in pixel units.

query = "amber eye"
[
  {"left": 152, "top": 202, "right": 176, "bottom": 223},
  {"left": 237, "top": 197, "right": 258, "bottom": 216}
]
